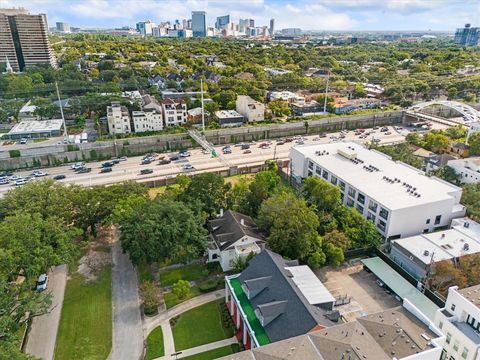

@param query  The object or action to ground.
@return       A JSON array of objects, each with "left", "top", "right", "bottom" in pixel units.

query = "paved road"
[
  {"left": 109, "top": 241, "right": 144, "bottom": 360},
  {"left": 25, "top": 264, "right": 67, "bottom": 360}
]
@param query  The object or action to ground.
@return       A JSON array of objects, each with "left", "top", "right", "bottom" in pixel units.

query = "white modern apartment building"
[
  {"left": 448, "top": 157, "right": 480, "bottom": 184},
  {"left": 132, "top": 109, "right": 163, "bottom": 133},
  {"left": 236, "top": 95, "right": 265, "bottom": 122},
  {"left": 290, "top": 143, "right": 466, "bottom": 240},
  {"left": 435, "top": 285, "right": 480, "bottom": 360},
  {"left": 107, "top": 102, "right": 131, "bottom": 135},
  {"left": 161, "top": 98, "right": 187, "bottom": 127}
]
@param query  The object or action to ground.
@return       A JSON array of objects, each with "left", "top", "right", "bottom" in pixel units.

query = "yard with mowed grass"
[
  {"left": 54, "top": 266, "right": 112, "bottom": 360},
  {"left": 164, "top": 285, "right": 202, "bottom": 309},
  {"left": 181, "top": 344, "right": 241, "bottom": 360},
  {"left": 171, "top": 300, "right": 234, "bottom": 351},
  {"left": 160, "top": 264, "right": 210, "bottom": 287},
  {"left": 146, "top": 326, "right": 164, "bottom": 360}
]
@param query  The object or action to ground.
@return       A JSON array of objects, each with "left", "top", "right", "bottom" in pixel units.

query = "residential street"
[
  {"left": 109, "top": 241, "right": 144, "bottom": 360},
  {"left": 25, "top": 264, "right": 67, "bottom": 360}
]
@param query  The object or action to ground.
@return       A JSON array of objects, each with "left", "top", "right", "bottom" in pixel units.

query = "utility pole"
[
  {"left": 201, "top": 78, "right": 205, "bottom": 132},
  {"left": 55, "top": 82, "right": 68, "bottom": 138},
  {"left": 323, "top": 71, "right": 330, "bottom": 113}
]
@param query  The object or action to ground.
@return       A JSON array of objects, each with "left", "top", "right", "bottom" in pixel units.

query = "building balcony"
[{"left": 234, "top": 242, "right": 261, "bottom": 258}]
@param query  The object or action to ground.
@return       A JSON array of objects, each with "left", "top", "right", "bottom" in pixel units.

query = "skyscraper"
[
  {"left": 215, "top": 15, "right": 229, "bottom": 30},
  {"left": 192, "top": 11, "right": 206, "bottom": 37},
  {"left": 454, "top": 23, "right": 480, "bottom": 46},
  {"left": 269, "top": 18, "right": 275, "bottom": 36},
  {"left": 56, "top": 22, "right": 70, "bottom": 33},
  {"left": 136, "top": 20, "right": 156, "bottom": 36},
  {"left": 0, "top": 8, "right": 55, "bottom": 72}
]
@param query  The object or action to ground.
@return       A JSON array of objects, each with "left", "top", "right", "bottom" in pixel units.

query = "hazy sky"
[{"left": 2, "top": 0, "right": 479, "bottom": 31}]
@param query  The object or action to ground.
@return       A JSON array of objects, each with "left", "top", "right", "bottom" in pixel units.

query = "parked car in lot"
[
  {"left": 179, "top": 150, "right": 191, "bottom": 157},
  {"left": 53, "top": 174, "right": 66, "bottom": 180},
  {"left": 36, "top": 273, "right": 48, "bottom": 292},
  {"left": 100, "top": 167, "right": 112, "bottom": 173},
  {"left": 77, "top": 167, "right": 91, "bottom": 174},
  {"left": 159, "top": 159, "right": 172, "bottom": 165},
  {"left": 140, "top": 168, "right": 153, "bottom": 175}
]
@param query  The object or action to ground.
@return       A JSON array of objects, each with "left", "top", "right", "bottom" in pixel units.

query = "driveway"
[
  {"left": 109, "top": 241, "right": 144, "bottom": 360},
  {"left": 25, "top": 264, "right": 67, "bottom": 360}
]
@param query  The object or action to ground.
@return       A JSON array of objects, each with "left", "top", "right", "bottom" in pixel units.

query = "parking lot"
[{"left": 316, "top": 262, "right": 400, "bottom": 322}]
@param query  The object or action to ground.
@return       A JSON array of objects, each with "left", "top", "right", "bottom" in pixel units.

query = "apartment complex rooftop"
[
  {"left": 218, "top": 305, "right": 440, "bottom": 360},
  {"left": 8, "top": 119, "right": 63, "bottom": 134},
  {"left": 291, "top": 142, "right": 462, "bottom": 210},
  {"left": 215, "top": 110, "right": 243, "bottom": 119},
  {"left": 392, "top": 218, "right": 480, "bottom": 265},
  {"left": 458, "top": 285, "right": 480, "bottom": 308}
]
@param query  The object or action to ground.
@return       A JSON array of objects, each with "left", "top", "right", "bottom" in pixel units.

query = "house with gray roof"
[
  {"left": 207, "top": 210, "right": 265, "bottom": 271},
  {"left": 224, "top": 250, "right": 338, "bottom": 349}
]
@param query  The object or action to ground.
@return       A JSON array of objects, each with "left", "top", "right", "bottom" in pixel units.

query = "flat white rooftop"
[
  {"left": 8, "top": 119, "right": 64, "bottom": 134},
  {"left": 393, "top": 217, "right": 480, "bottom": 265},
  {"left": 285, "top": 265, "right": 335, "bottom": 305},
  {"left": 292, "top": 142, "right": 462, "bottom": 210}
]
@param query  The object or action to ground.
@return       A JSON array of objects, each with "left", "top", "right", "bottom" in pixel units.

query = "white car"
[
  {"left": 32, "top": 170, "right": 48, "bottom": 177},
  {"left": 0, "top": 178, "right": 9, "bottom": 185},
  {"left": 10, "top": 174, "right": 21, "bottom": 181},
  {"left": 36, "top": 273, "right": 48, "bottom": 292},
  {"left": 183, "top": 164, "right": 194, "bottom": 170},
  {"left": 179, "top": 151, "right": 191, "bottom": 157},
  {"left": 71, "top": 162, "right": 85, "bottom": 170},
  {"left": 14, "top": 179, "right": 27, "bottom": 186}
]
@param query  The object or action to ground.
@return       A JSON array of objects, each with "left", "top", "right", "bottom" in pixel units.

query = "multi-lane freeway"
[{"left": 0, "top": 124, "right": 443, "bottom": 195}]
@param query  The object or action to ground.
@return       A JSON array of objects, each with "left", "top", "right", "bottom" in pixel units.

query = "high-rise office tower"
[
  {"left": 239, "top": 19, "right": 255, "bottom": 34},
  {"left": 215, "top": 15, "right": 229, "bottom": 30},
  {"left": 136, "top": 20, "right": 156, "bottom": 36},
  {"left": 0, "top": 8, "right": 56, "bottom": 72},
  {"left": 56, "top": 22, "right": 70, "bottom": 33},
  {"left": 269, "top": 18, "right": 275, "bottom": 36},
  {"left": 454, "top": 23, "right": 480, "bottom": 46},
  {"left": 191, "top": 11, "right": 206, "bottom": 37}
]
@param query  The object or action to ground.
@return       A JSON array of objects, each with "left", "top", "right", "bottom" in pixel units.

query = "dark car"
[
  {"left": 111, "top": 159, "right": 120, "bottom": 164},
  {"left": 53, "top": 174, "right": 66, "bottom": 180},
  {"left": 159, "top": 159, "right": 172, "bottom": 165},
  {"left": 241, "top": 144, "right": 250, "bottom": 150},
  {"left": 140, "top": 169, "right": 153, "bottom": 175},
  {"left": 102, "top": 162, "right": 113, "bottom": 168},
  {"left": 77, "top": 167, "right": 91, "bottom": 174},
  {"left": 169, "top": 155, "right": 179, "bottom": 161},
  {"left": 100, "top": 167, "right": 112, "bottom": 173},
  {"left": 141, "top": 159, "right": 152, "bottom": 165}
]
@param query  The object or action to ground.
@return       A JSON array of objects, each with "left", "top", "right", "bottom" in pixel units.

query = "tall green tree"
[
  {"left": 469, "top": 132, "right": 480, "bottom": 156},
  {"left": 302, "top": 176, "right": 341, "bottom": 213},
  {"left": 245, "top": 169, "right": 282, "bottom": 216}
]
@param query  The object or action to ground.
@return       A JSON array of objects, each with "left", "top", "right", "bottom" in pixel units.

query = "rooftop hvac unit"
[
  {"left": 464, "top": 243, "right": 470, "bottom": 251},
  {"left": 464, "top": 222, "right": 470, "bottom": 228},
  {"left": 423, "top": 250, "right": 429, "bottom": 257}
]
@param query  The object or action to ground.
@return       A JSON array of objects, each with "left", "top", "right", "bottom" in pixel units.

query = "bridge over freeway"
[{"left": 406, "top": 100, "right": 480, "bottom": 127}]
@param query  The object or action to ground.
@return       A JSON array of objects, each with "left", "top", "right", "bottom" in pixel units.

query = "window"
[
  {"left": 451, "top": 304, "right": 456, "bottom": 311},
  {"left": 307, "top": 170, "right": 313, "bottom": 177},
  {"left": 377, "top": 220, "right": 386, "bottom": 232},
  {"left": 426, "top": 219, "right": 431, "bottom": 224},
  {"left": 347, "top": 198, "right": 354, "bottom": 207},
  {"left": 368, "top": 200, "right": 378, "bottom": 213},
  {"left": 331, "top": 176, "right": 338, "bottom": 185},
  {"left": 322, "top": 170, "right": 329, "bottom": 180},
  {"left": 446, "top": 332, "right": 451, "bottom": 344},
  {"left": 339, "top": 181, "right": 345, "bottom": 191},
  {"left": 315, "top": 166, "right": 322, "bottom": 176},
  {"left": 379, "top": 207, "right": 389, "bottom": 220},
  {"left": 348, "top": 187, "right": 356, "bottom": 198},
  {"left": 435, "top": 215, "right": 442, "bottom": 225},
  {"left": 357, "top": 193, "right": 365, "bottom": 204},
  {"left": 462, "top": 347, "right": 469, "bottom": 359},
  {"left": 453, "top": 340, "right": 459, "bottom": 352},
  {"left": 308, "top": 161, "right": 314, "bottom": 170},
  {"left": 356, "top": 204, "right": 364, "bottom": 214},
  {"left": 367, "top": 212, "right": 376, "bottom": 222}
]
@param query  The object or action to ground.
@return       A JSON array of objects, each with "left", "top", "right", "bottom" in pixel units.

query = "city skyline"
[{"left": 1, "top": 0, "right": 479, "bottom": 32}]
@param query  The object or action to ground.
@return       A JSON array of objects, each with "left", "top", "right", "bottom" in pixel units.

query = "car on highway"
[
  {"left": 143, "top": 154, "right": 156, "bottom": 162},
  {"left": 0, "top": 178, "right": 9, "bottom": 185},
  {"left": 222, "top": 147, "right": 232, "bottom": 154},
  {"left": 14, "top": 179, "right": 27, "bottom": 186},
  {"left": 111, "top": 158, "right": 120, "bottom": 164},
  {"left": 32, "top": 170, "right": 48, "bottom": 177},
  {"left": 100, "top": 167, "right": 112, "bottom": 173},
  {"left": 36, "top": 273, "right": 48, "bottom": 292},
  {"left": 53, "top": 174, "right": 66, "bottom": 180},
  {"left": 241, "top": 144, "right": 250, "bottom": 150},
  {"left": 19, "top": 138, "right": 28, "bottom": 144},
  {"left": 10, "top": 174, "right": 21, "bottom": 181},
  {"left": 183, "top": 164, "right": 194, "bottom": 171},
  {"left": 243, "top": 150, "right": 252, "bottom": 154},
  {"left": 169, "top": 155, "right": 179, "bottom": 161},
  {"left": 77, "top": 167, "right": 92, "bottom": 174},
  {"left": 141, "top": 159, "right": 152, "bottom": 165},
  {"left": 102, "top": 161, "right": 114, "bottom": 168},
  {"left": 384, "top": 131, "right": 392, "bottom": 135},
  {"left": 71, "top": 162, "right": 85, "bottom": 170},
  {"left": 140, "top": 169, "right": 153, "bottom": 175},
  {"left": 179, "top": 150, "right": 191, "bottom": 157},
  {"left": 372, "top": 138, "right": 381, "bottom": 143},
  {"left": 159, "top": 159, "right": 172, "bottom": 165},
  {"left": 119, "top": 156, "right": 128, "bottom": 161},
  {"left": 380, "top": 127, "right": 389, "bottom": 132}
]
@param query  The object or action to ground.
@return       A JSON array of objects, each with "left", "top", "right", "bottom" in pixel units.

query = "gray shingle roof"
[
  {"left": 208, "top": 210, "right": 265, "bottom": 251},
  {"left": 238, "top": 250, "right": 337, "bottom": 343}
]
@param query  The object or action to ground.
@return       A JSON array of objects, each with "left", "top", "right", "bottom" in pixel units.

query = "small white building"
[
  {"left": 448, "top": 157, "right": 480, "bottom": 184},
  {"left": 207, "top": 210, "right": 265, "bottom": 271},
  {"left": 107, "top": 102, "right": 131, "bottom": 135},
  {"left": 18, "top": 100, "right": 39, "bottom": 121},
  {"left": 435, "top": 284, "right": 480, "bottom": 360},
  {"left": 391, "top": 217, "right": 480, "bottom": 279},
  {"left": 269, "top": 91, "right": 305, "bottom": 104},
  {"left": 161, "top": 98, "right": 187, "bottom": 127},
  {"left": 132, "top": 109, "right": 163, "bottom": 133},
  {"left": 236, "top": 95, "right": 265, "bottom": 122},
  {"left": 290, "top": 142, "right": 466, "bottom": 240}
]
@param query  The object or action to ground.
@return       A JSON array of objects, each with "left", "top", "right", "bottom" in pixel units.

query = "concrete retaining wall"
[{"left": 0, "top": 111, "right": 403, "bottom": 171}]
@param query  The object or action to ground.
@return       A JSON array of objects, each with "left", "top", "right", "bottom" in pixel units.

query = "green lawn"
[
  {"left": 55, "top": 266, "right": 112, "bottom": 360},
  {"left": 181, "top": 344, "right": 241, "bottom": 360},
  {"left": 146, "top": 326, "right": 164, "bottom": 360},
  {"left": 164, "top": 286, "right": 202, "bottom": 309},
  {"left": 160, "top": 264, "right": 209, "bottom": 287},
  {"left": 171, "top": 300, "right": 234, "bottom": 351}
]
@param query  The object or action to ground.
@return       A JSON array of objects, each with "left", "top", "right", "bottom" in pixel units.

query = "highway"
[{"left": 0, "top": 124, "right": 442, "bottom": 195}]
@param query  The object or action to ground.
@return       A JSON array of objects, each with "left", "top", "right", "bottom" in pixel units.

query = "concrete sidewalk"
[
  {"left": 25, "top": 264, "right": 67, "bottom": 360},
  {"left": 154, "top": 336, "right": 238, "bottom": 360}
]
